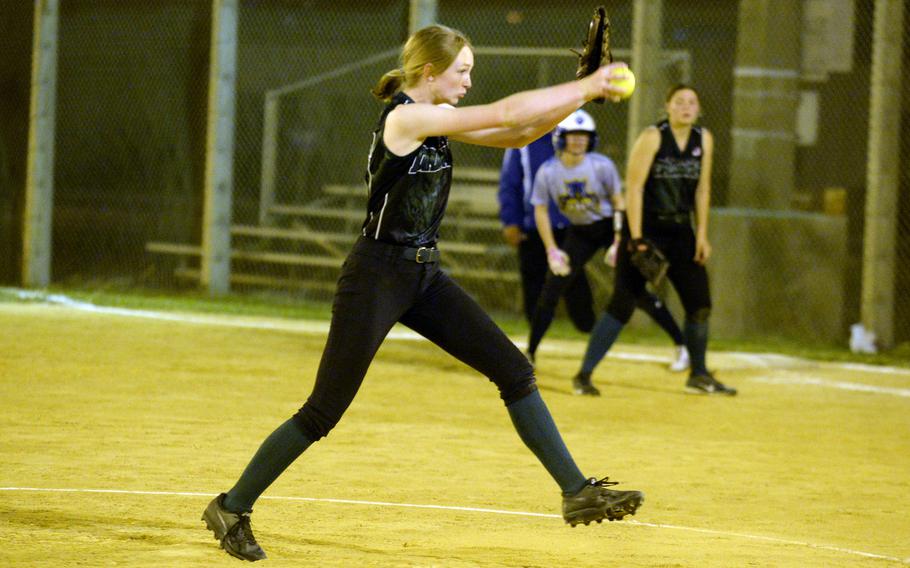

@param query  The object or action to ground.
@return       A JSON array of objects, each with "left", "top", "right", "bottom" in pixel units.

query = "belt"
[
  {"left": 404, "top": 246, "right": 440, "bottom": 263},
  {"left": 359, "top": 239, "right": 441, "bottom": 264},
  {"left": 653, "top": 212, "right": 691, "bottom": 224}
]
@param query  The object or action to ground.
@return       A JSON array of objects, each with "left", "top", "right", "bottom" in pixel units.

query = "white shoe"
[
  {"left": 849, "top": 323, "right": 878, "bottom": 354},
  {"left": 669, "top": 346, "right": 690, "bottom": 372}
]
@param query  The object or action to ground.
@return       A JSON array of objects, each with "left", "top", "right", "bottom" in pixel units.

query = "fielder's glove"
[
  {"left": 547, "top": 247, "right": 571, "bottom": 277},
  {"left": 574, "top": 5, "right": 612, "bottom": 103},
  {"left": 629, "top": 238, "right": 669, "bottom": 288}
]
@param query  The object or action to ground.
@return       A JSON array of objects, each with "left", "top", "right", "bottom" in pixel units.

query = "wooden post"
[{"left": 22, "top": 0, "right": 59, "bottom": 288}]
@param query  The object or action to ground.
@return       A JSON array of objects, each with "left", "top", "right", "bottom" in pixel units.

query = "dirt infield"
[{"left": 1, "top": 301, "right": 908, "bottom": 567}]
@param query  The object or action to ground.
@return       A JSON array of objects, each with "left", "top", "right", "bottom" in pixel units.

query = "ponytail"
[
  {"left": 371, "top": 68, "right": 405, "bottom": 102},
  {"left": 371, "top": 25, "right": 471, "bottom": 103}
]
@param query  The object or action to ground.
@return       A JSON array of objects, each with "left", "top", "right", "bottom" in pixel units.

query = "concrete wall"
[{"left": 706, "top": 208, "right": 847, "bottom": 342}]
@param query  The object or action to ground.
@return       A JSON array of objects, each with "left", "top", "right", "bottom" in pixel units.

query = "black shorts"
[{"left": 608, "top": 221, "right": 711, "bottom": 321}]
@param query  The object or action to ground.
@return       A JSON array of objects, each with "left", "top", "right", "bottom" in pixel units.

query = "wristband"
[{"left": 613, "top": 210, "right": 624, "bottom": 233}]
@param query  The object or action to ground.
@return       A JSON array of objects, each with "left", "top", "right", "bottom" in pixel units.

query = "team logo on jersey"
[
  {"left": 408, "top": 143, "right": 452, "bottom": 174},
  {"left": 558, "top": 179, "right": 600, "bottom": 212},
  {"left": 692, "top": 146, "right": 702, "bottom": 157},
  {"left": 653, "top": 157, "right": 701, "bottom": 180}
]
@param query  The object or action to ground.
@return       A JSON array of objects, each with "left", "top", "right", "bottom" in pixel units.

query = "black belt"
[
  {"left": 404, "top": 246, "right": 440, "bottom": 263},
  {"left": 359, "top": 239, "right": 441, "bottom": 263},
  {"left": 652, "top": 212, "right": 691, "bottom": 224}
]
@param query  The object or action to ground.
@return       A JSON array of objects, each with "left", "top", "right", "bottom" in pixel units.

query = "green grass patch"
[
  {"left": 3, "top": 285, "right": 908, "bottom": 368},
  {"left": 0, "top": 286, "right": 333, "bottom": 321}
]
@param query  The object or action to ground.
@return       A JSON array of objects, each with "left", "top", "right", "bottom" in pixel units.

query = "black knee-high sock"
[
  {"left": 223, "top": 419, "right": 314, "bottom": 513},
  {"left": 636, "top": 294, "right": 685, "bottom": 345},
  {"left": 685, "top": 319, "right": 709, "bottom": 375},
  {"left": 507, "top": 390, "right": 587, "bottom": 495}
]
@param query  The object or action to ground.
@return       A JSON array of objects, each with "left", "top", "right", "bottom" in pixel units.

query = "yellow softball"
[{"left": 610, "top": 67, "right": 636, "bottom": 100}]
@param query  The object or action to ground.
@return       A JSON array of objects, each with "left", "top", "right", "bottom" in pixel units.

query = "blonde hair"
[{"left": 371, "top": 25, "right": 472, "bottom": 102}]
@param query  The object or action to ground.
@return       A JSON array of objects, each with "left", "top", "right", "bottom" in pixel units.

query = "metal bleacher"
[{"left": 146, "top": 167, "right": 522, "bottom": 303}]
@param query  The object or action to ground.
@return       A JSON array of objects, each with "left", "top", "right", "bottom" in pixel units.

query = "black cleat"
[
  {"left": 563, "top": 477, "right": 644, "bottom": 526},
  {"left": 686, "top": 371, "right": 737, "bottom": 396},
  {"left": 202, "top": 493, "right": 267, "bottom": 562},
  {"left": 572, "top": 371, "right": 600, "bottom": 396}
]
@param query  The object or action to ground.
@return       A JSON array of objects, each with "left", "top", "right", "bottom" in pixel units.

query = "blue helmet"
[{"left": 552, "top": 109, "right": 598, "bottom": 152}]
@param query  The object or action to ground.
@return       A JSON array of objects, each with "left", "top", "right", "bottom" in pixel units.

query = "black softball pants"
[
  {"left": 293, "top": 238, "right": 537, "bottom": 441},
  {"left": 526, "top": 219, "right": 613, "bottom": 354},
  {"left": 518, "top": 228, "right": 595, "bottom": 332},
  {"left": 535, "top": 219, "right": 614, "bottom": 315}
]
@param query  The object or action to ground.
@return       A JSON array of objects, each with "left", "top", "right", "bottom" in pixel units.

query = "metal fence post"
[
  {"left": 259, "top": 94, "right": 279, "bottom": 226},
  {"left": 22, "top": 0, "right": 59, "bottom": 288},
  {"left": 202, "top": 0, "right": 239, "bottom": 295},
  {"left": 409, "top": 0, "right": 437, "bottom": 35},
  {"left": 627, "top": 0, "right": 663, "bottom": 155}
]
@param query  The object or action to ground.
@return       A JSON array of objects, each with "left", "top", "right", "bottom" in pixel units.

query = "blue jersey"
[
  {"left": 498, "top": 135, "right": 571, "bottom": 232},
  {"left": 530, "top": 153, "right": 621, "bottom": 226}
]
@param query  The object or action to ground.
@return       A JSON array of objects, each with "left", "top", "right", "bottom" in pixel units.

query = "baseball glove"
[
  {"left": 629, "top": 238, "right": 669, "bottom": 288},
  {"left": 574, "top": 5, "right": 613, "bottom": 103}
]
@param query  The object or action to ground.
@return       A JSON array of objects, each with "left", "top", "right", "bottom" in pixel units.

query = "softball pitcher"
[{"left": 201, "top": 25, "right": 642, "bottom": 562}]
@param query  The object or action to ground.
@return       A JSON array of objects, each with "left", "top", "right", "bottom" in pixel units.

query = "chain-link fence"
[{"left": 1, "top": 0, "right": 908, "bottom": 348}]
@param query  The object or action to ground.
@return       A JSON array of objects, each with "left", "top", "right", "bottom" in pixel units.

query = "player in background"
[
  {"left": 498, "top": 135, "right": 596, "bottom": 340},
  {"left": 201, "top": 25, "right": 643, "bottom": 562},
  {"left": 575, "top": 85, "right": 736, "bottom": 396},
  {"left": 528, "top": 110, "right": 688, "bottom": 396}
]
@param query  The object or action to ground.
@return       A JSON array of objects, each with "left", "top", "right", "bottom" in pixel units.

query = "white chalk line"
[
  {"left": 4, "top": 288, "right": 910, "bottom": 399},
  {"left": 3, "top": 290, "right": 909, "bottom": 561},
  {"left": 751, "top": 375, "right": 910, "bottom": 397},
  {"left": 1, "top": 486, "right": 906, "bottom": 564}
]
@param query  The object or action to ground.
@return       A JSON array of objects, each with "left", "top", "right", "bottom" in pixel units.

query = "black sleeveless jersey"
[
  {"left": 361, "top": 92, "right": 453, "bottom": 247},
  {"left": 643, "top": 119, "right": 703, "bottom": 223}
]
